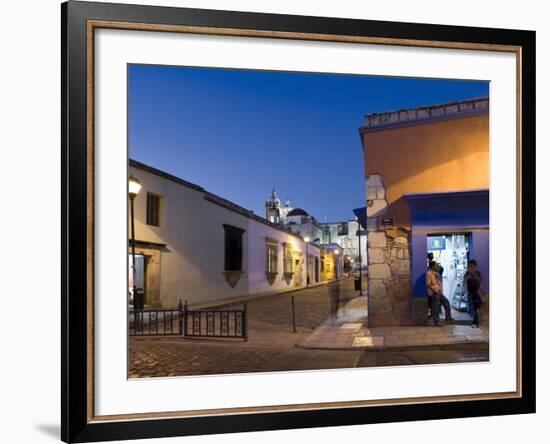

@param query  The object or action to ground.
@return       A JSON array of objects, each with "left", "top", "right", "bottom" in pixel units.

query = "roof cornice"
[{"left": 360, "top": 97, "right": 489, "bottom": 134}]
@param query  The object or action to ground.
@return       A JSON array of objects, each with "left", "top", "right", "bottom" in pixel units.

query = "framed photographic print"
[{"left": 61, "top": 1, "right": 536, "bottom": 442}]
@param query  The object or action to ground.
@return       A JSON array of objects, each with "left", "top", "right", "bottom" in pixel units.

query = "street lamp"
[
  {"left": 128, "top": 175, "right": 142, "bottom": 309},
  {"left": 304, "top": 236, "right": 310, "bottom": 287},
  {"left": 129, "top": 175, "right": 142, "bottom": 198}
]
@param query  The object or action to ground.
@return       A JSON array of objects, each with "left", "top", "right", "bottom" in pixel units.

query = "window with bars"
[
  {"left": 223, "top": 224, "right": 245, "bottom": 271},
  {"left": 266, "top": 243, "right": 278, "bottom": 274},
  {"left": 146, "top": 193, "right": 161, "bottom": 227},
  {"left": 337, "top": 222, "right": 349, "bottom": 236},
  {"left": 283, "top": 243, "right": 293, "bottom": 274}
]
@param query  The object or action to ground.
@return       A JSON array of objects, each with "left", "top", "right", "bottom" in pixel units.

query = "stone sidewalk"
[{"left": 298, "top": 296, "right": 489, "bottom": 350}]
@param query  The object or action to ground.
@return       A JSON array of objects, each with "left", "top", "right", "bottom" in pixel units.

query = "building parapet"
[
  {"left": 129, "top": 159, "right": 205, "bottom": 192},
  {"left": 361, "top": 97, "right": 489, "bottom": 132}
]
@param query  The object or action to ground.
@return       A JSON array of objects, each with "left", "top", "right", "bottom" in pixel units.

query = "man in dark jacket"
[{"left": 464, "top": 259, "right": 484, "bottom": 327}]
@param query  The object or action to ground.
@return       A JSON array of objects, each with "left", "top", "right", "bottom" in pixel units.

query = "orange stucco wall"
[
  {"left": 362, "top": 114, "right": 489, "bottom": 227},
  {"left": 364, "top": 114, "right": 489, "bottom": 201}
]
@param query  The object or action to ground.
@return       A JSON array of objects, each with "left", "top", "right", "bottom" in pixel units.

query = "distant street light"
[{"left": 128, "top": 175, "right": 142, "bottom": 309}]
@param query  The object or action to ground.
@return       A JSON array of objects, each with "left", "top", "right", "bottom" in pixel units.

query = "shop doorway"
[
  {"left": 307, "top": 254, "right": 314, "bottom": 285},
  {"left": 427, "top": 233, "right": 470, "bottom": 316},
  {"left": 293, "top": 257, "right": 303, "bottom": 287},
  {"left": 128, "top": 254, "right": 146, "bottom": 304}
]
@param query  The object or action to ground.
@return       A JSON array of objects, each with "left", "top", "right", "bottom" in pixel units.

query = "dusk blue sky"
[{"left": 129, "top": 65, "right": 488, "bottom": 222}]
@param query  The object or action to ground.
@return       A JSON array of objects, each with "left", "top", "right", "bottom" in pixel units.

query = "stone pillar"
[
  {"left": 386, "top": 230, "right": 412, "bottom": 323},
  {"left": 366, "top": 175, "right": 413, "bottom": 326},
  {"left": 366, "top": 174, "right": 387, "bottom": 231}
]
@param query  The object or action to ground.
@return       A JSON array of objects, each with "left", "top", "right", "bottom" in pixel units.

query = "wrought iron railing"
[
  {"left": 129, "top": 308, "right": 183, "bottom": 336},
  {"left": 183, "top": 307, "right": 247, "bottom": 340},
  {"left": 129, "top": 300, "right": 247, "bottom": 340}
]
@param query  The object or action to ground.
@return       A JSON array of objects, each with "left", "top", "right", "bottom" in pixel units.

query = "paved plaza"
[
  {"left": 300, "top": 323, "right": 489, "bottom": 350},
  {"left": 129, "top": 277, "right": 489, "bottom": 378},
  {"left": 298, "top": 288, "right": 488, "bottom": 350}
]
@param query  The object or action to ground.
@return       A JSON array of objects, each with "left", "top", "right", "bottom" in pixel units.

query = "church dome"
[{"left": 288, "top": 208, "right": 309, "bottom": 216}]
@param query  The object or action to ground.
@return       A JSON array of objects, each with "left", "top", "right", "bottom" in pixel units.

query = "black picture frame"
[{"left": 61, "top": 1, "right": 536, "bottom": 442}]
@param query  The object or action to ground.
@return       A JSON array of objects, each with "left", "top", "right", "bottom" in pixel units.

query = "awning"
[
  {"left": 353, "top": 207, "right": 367, "bottom": 230},
  {"left": 404, "top": 189, "right": 489, "bottom": 231},
  {"left": 129, "top": 239, "right": 167, "bottom": 249}
]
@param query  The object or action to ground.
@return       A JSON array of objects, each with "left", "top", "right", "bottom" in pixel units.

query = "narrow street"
[{"left": 129, "top": 277, "right": 488, "bottom": 378}]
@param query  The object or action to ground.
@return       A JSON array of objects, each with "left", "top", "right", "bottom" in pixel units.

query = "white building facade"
[
  {"left": 128, "top": 160, "right": 324, "bottom": 308},
  {"left": 263, "top": 192, "right": 367, "bottom": 269}
]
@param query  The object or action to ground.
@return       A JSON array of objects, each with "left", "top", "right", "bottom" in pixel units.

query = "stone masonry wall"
[{"left": 366, "top": 174, "right": 413, "bottom": 326}]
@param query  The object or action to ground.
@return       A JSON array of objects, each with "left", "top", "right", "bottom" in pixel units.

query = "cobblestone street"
[{"left": 129, "top": 277, "right": 488, "bottom": 378}]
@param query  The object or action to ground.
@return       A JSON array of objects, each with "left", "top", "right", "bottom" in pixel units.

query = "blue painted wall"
[
  {"left": 407, "top": 192, "right": 489, "bottom": 232},
  {"left": 412, "top": 233, "right": 429, "bottom": 297},
  {"left": 470, "top": 231, "right": 490, "bottom": 293}
]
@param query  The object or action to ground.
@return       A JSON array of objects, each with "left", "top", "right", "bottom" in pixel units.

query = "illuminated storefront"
[{"left": 405, "top": 190, "right": 489, "bottom": 319}]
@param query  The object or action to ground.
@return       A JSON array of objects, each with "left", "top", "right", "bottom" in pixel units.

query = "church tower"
[
  {"left": 265, "top": 188, "right": 281, "bottom": 224},
  {"left": 265, "top": 189, "right": 293, "bottom": 224}
]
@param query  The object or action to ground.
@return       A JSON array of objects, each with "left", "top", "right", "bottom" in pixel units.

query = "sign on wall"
[
  {"left": 380, "top": 217, "right": 394, "bottom": 229},
  {"left": 427, "top": 236, "right": 446, "bottom": 251}
]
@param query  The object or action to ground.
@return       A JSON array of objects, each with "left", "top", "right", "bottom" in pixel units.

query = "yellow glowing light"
[{"left": 129, "top": 175, "right": 142, "bottom": 198}]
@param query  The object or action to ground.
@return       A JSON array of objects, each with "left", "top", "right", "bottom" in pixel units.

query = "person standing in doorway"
[
  {"left": 464, "top": 259, "right": 484, "bottom": 327},
  {"left": 435, "top": 262, "right": 445, "bottom": 316},
  {"left": 426, "top": 261, "right": 452, "bottom": 326},
  {"left": 426, "top": 253, "right": 435, "bottom": 317}
]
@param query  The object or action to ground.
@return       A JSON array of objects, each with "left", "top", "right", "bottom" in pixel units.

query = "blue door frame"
[{"left": 405, "top": 190, "right": 490, "bottom": 297}]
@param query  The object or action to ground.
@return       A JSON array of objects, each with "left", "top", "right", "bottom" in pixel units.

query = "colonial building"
[
  {"left": 264, "top": 191, "right": 366, "bottom": 267},
  {"left": 128, "top": 160, "right": 334, "bottom": 308},
  {"left": 321, "top": 219, "right": 367, "bottom": 266},
  {"left": 320, "top": 243, "right": 345, "bottom": 281},
  {"left": 358, "top": 97, "right": 490, "bottom": 326},
  {"left": 285, "top": 208, "right": 324, "bottom": 243}
]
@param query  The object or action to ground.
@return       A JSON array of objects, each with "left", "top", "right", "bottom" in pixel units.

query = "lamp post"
[{"left": 128, "top": 175, "right": 142, "bottom": 309}]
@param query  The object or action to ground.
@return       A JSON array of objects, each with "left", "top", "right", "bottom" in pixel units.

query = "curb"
[{"left": 296, "top": 340, "right": 489, "bottom": 352}]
